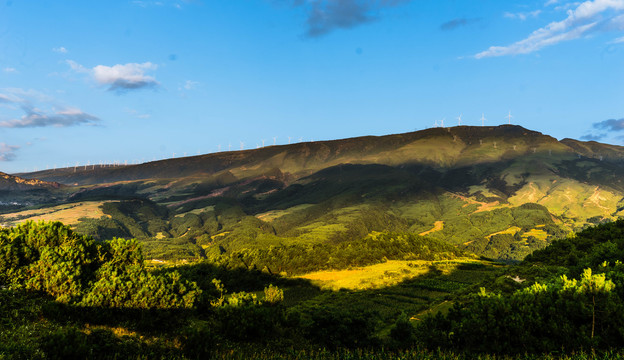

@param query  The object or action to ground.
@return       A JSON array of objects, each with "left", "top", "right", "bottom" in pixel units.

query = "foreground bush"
[{"left": 0, "top": 221, "right": 201, "bottom": 309}]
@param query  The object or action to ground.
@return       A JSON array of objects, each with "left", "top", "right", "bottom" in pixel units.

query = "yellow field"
[
  {"left": 255, "top": 204, "right": 314, "bottom": 222},
  {"left": 522, "top": 228, "right": 549, "bottom": 240},
  {"left": 298, "top": 258, "right": 482, "bottom": 291},
  {"left": 419, "top": 221, "right": 444, "bottom": 236},
  {"left": 1, "top": 201, "right": 111, "bottom": 226},
  {"left": 486, "top": 226, "right": 521, "bottom": 239}
]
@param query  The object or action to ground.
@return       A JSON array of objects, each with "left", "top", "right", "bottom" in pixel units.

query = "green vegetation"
[
  {"left": 10, "top": 127, "right": 624, "bottom": 357},
  {"left": 4, "top": 220, "right": 624, "bottom": 358},
  {"left": 0, "top": 221, "right": 200, "bottom": 308},
  {"left": 417, "top": 219, "right": 624, "bottom": 354},
  {"left": 208, "top": 231, "right": 470, "bottom": 275}
]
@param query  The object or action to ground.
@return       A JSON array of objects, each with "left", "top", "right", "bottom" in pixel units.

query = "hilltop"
[
  {"left": 7, "top": 125, "right": 624, "bottom": 262},
  {"left": 0, "top": 171, "right": 60, "bottom": 191}
]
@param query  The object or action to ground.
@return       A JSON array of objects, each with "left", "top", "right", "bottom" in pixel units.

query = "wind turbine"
[
  {"left": 288, "top": 136, "right": 292, "bottom": 144},
  {"left": 480, "top": 113, "right": 486, "bottom": 126},
  {"left": 457, "top": 114, "right": 463, "bottom": 126},
  {"left": 506, "top": 110, "right": 513, "bottom": 125},
  {"left": 240, "top": 141, "right": 244, "bottom": 150},
  {"left": 440, "top": 118, "right": 445, "bottom": 128},
  {"left": 262, "top": 139, "right": 265, "bottom": 147},
  {"left": 273, "top": 136, "right": 277, "bottom": 145}
]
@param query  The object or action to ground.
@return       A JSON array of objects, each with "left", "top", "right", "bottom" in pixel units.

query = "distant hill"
[
  {"left": 0, "top": 172, "right": 60, "bottom": 191},
  {"left": 0, "top": 172, "right": 62, "bottom": 210},
  {"left": 11, "top": 125, "right": 624, "bottom": 262}
]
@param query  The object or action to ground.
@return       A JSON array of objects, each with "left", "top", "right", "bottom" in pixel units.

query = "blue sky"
[{"left": 1, "top": 0, "right": 624, "bottom": 173}]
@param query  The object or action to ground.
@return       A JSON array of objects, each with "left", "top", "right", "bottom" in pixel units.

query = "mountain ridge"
[
  {"left": 16, "top": 125, "right": 622, "bottom": 186},
  {"left": 6, "top": 125, "right": 624, "bottom": 262}
]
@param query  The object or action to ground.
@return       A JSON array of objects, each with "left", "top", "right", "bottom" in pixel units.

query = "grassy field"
[
  {"left": 0, "top": 201, "right": 112, "bottom": 227},
  {"left": 298, "top": 259, "right": 486, "bottom": 291}
]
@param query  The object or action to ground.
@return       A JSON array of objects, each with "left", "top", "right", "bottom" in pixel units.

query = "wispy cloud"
[
  {"left": 476, "top": 0, "right": 624, "bottom": 59},
  {"left": 609, "top": 34, "right": 624, "bottom": 42},
  {"left": 131, "top": 0, "right": 192, "bottom": 8},
  {"left": 52, "top": 46, "right": 68, "bottom": 54},
  {"left": 0, "top": 89, "right": 99, "bottom": 128},
  {"left": 287, "top": 0, "right": 412, "bottom": 38},
  {"left": 0, "top": 106, "right": 99, "bottom": 128},
  {"left": 440, "top": 17, "right": 480, "bottom": 31},
  {"left": 580, "top": 133, "right": 606, "bottom": 141},
  {"left": 504, "top": 10, "right": 542, "bottom": 21},
  {"left": 183, "top": 80, "right": 199, "bottom": 90},
  {"left": 68, "top": 60, "right": 159, "bottom": 93},
  {"left": 593, "top": 117, "right": 624, "bottom": 131},
  {"left": 3, "top": 67, "right": 17, "bottom": 73},
  {"left": 0, "top": 143, "right": 20, "bottom": 161},
  {"left": 554, "top": 2, "right": 583, "bottom": 11},
  {"left": 125, "top": 108, "right": 151, "bottom": 119}
]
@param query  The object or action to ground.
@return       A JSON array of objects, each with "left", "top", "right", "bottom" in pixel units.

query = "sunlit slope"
[{"left": 12, "top": 125, "right": 624, "bottom": 262}]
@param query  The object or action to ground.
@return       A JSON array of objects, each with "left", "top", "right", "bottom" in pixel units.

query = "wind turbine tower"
[
  {"left": 481, "top": 113, "right": 486, "bottom": 126},
  {"left": 273, "top": 136, "right": 277, "bottom": 145},
  {"left": 440, "top": 118, "right": 445, "bottom": 128},
  {"left": 457, "top": 114, "right": 462, "bottom": 126},
  {"left": 506, "top": 111, "right": 513, "bottom": 125}
]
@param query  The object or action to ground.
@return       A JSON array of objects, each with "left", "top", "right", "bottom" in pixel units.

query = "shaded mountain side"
[
  {"left": 18, "top": 125, "right": 590, "bottom": 186},
  {"left": 9, "top": 125, "right": 624, "bottom": 262},
  {"left": 560, "top": 138, "right": 624, "bottom": 160}
]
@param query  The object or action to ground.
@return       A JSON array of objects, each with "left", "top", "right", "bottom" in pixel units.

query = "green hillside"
[{"left": 6, "top": 125, "right": 624, "bottom": 262}]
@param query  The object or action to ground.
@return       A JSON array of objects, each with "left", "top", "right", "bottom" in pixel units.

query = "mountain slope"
[
  {"left": 11, "top": 125, "right": 624, "bottom": 262},
  {"left": 0, "top": 172, "right": 60, "bottom": 191}
]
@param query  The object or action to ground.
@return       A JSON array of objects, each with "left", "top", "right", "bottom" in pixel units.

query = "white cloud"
[
  {"left": 3, "top": 67, "right": 17, "bottom": 73},
  {"left": 545, "top": 0, "right": 560, "bottom": 5},
  {"left": 504, "top": 10, "right": 542, "bottom": 21},
  {"left": 0, "top": 143, "right": 19, "bottom": 161},
  {"left": 610, "top": 34, "right": 624, "bottom": 41},
  {"left": 476, "top": 0, "right": 624, "bottom": 58},
  {"left": 52, "top": 46, "right": 68, "bottom": 53},
  {"left": 0, "top": 88, "right": 99, "bottom": 128},
  {"left": 183, "top": 80, "right": 199, "bottom": 90},
  {"left": 0, "top": 106, "right": 99, "bottom": 128},
  {"left": 68, "top": 61, "right": 159, "bottom": 92}
]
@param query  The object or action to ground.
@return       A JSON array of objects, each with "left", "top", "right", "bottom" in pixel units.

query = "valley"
[{"left": 3, "top": 126, "right": 624, "bottom": 358}]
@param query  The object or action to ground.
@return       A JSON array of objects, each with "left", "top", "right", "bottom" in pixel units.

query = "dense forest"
[{"left": 2, "top": 220, "right": 624, "bottom": 358}]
